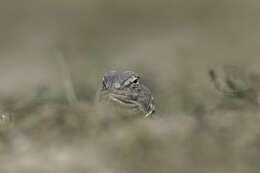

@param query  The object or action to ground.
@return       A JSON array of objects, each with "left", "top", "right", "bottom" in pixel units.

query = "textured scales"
[{"left": 99, "top": 71, "right": 155, "bottom": 117}]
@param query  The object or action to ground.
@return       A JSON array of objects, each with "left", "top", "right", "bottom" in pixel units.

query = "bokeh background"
[{"left": 1, "top": 0, "right": 260, "bottom": 172}]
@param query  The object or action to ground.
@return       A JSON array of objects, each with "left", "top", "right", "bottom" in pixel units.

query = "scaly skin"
[{"left": 98, "top": 71, "right": 155, "bottom": 117}]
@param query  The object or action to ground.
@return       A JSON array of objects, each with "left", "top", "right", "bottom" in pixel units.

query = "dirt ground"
[{"left": 1, "top": 0, "right": 260, "bottom": 172}]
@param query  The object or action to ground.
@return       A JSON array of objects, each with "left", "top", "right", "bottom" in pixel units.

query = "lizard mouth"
[
  {"left": 109, "top": 93, "right": 136, "bottom": 105},
  {"left": 110, "top": 93, "right": 155, "bottom": 117},
  {"left": 100, "top": 89, "right": 154, "bottom": 117}
]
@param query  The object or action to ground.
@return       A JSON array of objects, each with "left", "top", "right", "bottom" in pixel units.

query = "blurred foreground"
[{"left": 1, "top": 0, "right": 260, "bottom": 173}]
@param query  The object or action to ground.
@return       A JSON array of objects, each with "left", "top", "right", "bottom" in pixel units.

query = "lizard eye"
[
  {"left": 131, "top": 79, "right": 140, "bottom": 88},
  {"left": 123, "top": 75, "right": 140, "bottom": 87},
  {"left": 132, "top": 79, "right": 139, "bottom": 84}
]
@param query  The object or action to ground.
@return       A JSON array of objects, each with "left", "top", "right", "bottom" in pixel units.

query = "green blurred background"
[{"left": 1, "top": 0, "right": 260, "bottom": 172}]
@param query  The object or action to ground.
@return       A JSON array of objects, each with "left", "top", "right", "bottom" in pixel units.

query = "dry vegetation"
[{"left": 1, "top": 0, "right": 260, "bottom": 172}]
